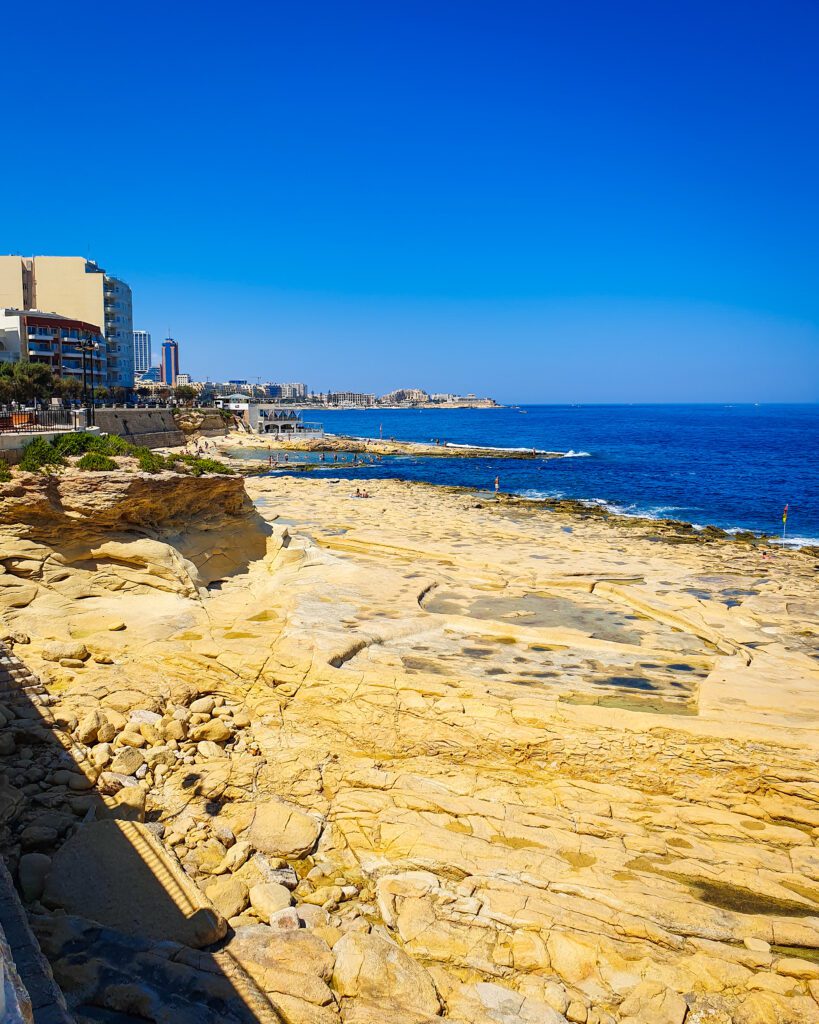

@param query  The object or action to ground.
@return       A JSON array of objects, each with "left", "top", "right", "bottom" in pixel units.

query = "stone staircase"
[
  {"left": 0, "top": 641, "right": 72, "bottom": 1022},
  {"left": 0, "top": 642, "right": 49, "bottom": 704}
]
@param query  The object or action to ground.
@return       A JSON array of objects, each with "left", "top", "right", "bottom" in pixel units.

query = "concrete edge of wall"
[{"left": 0, "top": 859, "right": 73, "bottom": 1023}]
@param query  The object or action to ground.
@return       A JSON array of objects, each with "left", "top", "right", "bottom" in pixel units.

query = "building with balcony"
[
  {"left": 160, "top": 338, "right": 179, "bottom": 386},
  {"left": 265, "top": 381, "right": 308, "bottom": 400},
  {"left": 0, "top": 256, "right": 134, "bottom": 388},
  {"left": 0, "top": 308, "right": 107, "bottom": 384},
  {"left": 326, "top": 391, "right": 376, "bottom": 407},
  {"left": 215, "top": 397, "right": 323, "bottom": 437},
  {"left": 135, "top": 366, "right": 161, "bottom": 384},
  {"left": 133, "top": 330, "right": 151, "bottom": 374}
]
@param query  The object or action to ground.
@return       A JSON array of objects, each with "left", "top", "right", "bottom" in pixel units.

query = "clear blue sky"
[{"left": 3, "top": 0, "right": 818, "bottom": 401}]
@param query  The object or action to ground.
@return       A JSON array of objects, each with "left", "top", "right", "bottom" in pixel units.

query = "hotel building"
[
  {"left": 133, "top": 330, "right": 151, "bottom": 374},
  {"left": 0, "top": 256, "right": 134, "bottom": 388},
  {"left": 160, "top": 338, "right": 179, "bottom": 386},
  {"left": 326, "top": 391, "right": 376, "bottom": 407}
]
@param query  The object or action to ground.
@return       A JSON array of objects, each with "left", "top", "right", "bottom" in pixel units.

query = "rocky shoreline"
[
  {"left": 209, "top": 433, "right": 817, "bottom": 555},
  {"left": 213, "top": 431, "right": 565, "bottom": 460},
  {"left": 0, "top": 466, "right": 818, "bottom": 1023}
]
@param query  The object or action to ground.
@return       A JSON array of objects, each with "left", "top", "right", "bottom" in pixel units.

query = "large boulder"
[
  {"left": 18, "top": 852, "right": 52, "bottom": 902},
  {"left": 41, "top": 640, "right": 89, "bottom": 663},
  {"left": 43, "top": 819, "right": 226, "bottom": 947},
  {"left": 248, "top": 881, "right": 291, "bottom": 922},
  {"left": 248, "top": 798, "right": 322, "bottom": 858},
  {"left": 0, "top": 777, "right": 23, "bottom": 824},
  {"left": 332, "top": 931, "right": 441, "bottom": 1019},
  {"left": 228, "top": 925, "right": 335, "bottom": 981},
  {"left": 205, "top": 875, "right": 249, "bottom": 920}
]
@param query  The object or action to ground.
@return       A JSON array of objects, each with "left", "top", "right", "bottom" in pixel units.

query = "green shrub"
[
  {"left": 176, "top": 454, "right": 234, "bottom": 476},
  {"left": 77, "top": 452, "right": 117, "bottom": 472},
  {"left": 52, "top": 432, "right": 99, "bottom": 457},
  {"left": 52, "top": 432, "right": 137, "bottom": 458},
  {"left": 0, "top": 460, "right": 11, "bottom": 482},
  {"left": 98, "top": 433, "right": 135, "bottom": 456},
  {"left": 134, "top": 447, "right": 167, "bottom": 473},
  {"left": 19, "top": 437, "right": 65, "bottom": 472}
]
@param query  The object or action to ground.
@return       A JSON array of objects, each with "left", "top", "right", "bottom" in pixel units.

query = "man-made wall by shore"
[{"left": 94, "top": 409, "right": 185, "bottom": 449}]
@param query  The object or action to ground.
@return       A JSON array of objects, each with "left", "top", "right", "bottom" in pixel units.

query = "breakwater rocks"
[
  {"left": 220, "top": 432, "right": 565, "bottom": 460},
  {"left": 0, "top": 470, "right": 818, "bottom": 1022}
]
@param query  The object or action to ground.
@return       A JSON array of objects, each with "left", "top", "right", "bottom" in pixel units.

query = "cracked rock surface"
[{"left": 0, "top": 468, "right": 818, "bottom": 1024}]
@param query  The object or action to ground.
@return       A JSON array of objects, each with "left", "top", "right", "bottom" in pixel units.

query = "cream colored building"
[{"left": 0, "top": 256, "right": 134, "bottom": 388}]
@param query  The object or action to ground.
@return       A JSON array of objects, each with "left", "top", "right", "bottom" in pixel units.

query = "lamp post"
[
  {"left": 80, "top": 343, "right": 88, "bottom": 413},
  {"left": 78, "top": 336, "right": 99, "bottom": 427}
]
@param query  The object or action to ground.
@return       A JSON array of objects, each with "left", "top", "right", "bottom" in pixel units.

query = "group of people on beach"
[
  {"left": 264, "top": 449, "right": 382, "bottom": 469},
  {"left": 186, "top": 439, "right": 213, "bottom": 456}
]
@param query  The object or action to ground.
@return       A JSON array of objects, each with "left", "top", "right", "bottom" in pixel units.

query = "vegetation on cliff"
[
  {"left": 15, "top": 433, "right": 234, "bottom": 477},
  {"left": 76, "top": 452, "right": 118, "bottom": 472}
]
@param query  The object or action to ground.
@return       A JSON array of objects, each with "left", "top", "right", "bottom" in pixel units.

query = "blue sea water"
[{"left": 275, "top": 405, "right": 819, "bottom": 543}]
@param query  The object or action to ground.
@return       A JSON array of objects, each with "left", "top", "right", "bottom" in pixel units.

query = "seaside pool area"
[{"left": 343, "top": 581, "right": 715, "bottom": 714}]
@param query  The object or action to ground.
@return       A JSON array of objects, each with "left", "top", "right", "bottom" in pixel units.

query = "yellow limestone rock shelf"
[{"left": 1, "top": 470, "right": 818, "bottom": 1023}]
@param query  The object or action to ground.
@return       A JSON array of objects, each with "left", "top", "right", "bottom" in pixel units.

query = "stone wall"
[{"left": 94, "top": 409, "right": 185, "bottom": 449}]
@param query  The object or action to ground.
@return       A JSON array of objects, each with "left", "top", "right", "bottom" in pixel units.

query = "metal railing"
[{"left": 0, "top": 408, "right": 83, "bottom": 434}]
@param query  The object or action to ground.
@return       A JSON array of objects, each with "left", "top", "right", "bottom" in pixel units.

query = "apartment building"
[
  {"left": 269, "top": 381, "right": 308, "bottom": 400},
  {"left": 0, "top": 308, "right": 107, "bottom": 383},
  {"left": 326, "top": 391, "right": 376, "bottom": 407},
  {"left": 0, "top": 256, "right": 134, "bottom": 388}
]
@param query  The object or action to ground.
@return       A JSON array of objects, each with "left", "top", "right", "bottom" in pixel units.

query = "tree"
[
  {"left": 157, "top": 387, "right": 171, "bottom": 404},
  {"left": 53, "top": 376, "right": 83, "bottom": 402},
  {"left": 0, "top": 362, "right": 56, "bottom": 404},
  {"left": 0, "top": 366, "right": 14, "bottom": 406},
  {"left": 174, "top": 385, "right": 197, "bottom": 405},
  {"left": 94, "top": 386, "right": 109, "bottom": 403}
]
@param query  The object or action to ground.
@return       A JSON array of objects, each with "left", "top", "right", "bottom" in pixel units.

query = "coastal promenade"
[{"left": 0, "top": 464, "right": 817, "bottom": 1022}]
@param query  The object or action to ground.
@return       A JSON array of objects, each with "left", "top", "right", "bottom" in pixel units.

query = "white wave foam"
[
  {"left": 723, "top": 527, "right": 817, "bottom": 548},
  {"left": 443, "top": 442, "right": 561, "bottom": 454},
  {"left": 517, "top": 488, "right": 565, "bottom": 501},
  {"left": 329, "top": 433, "right": 590, "bottom": 459}
]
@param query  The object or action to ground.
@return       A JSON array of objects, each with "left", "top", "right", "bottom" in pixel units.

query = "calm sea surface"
[{"left": 269, "top": 405, "right": 819, "bottom": 543}]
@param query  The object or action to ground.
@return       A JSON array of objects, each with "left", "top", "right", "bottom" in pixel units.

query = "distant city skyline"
[{"left": 3, "top": 2, "right": 818, "bottom": 402}]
